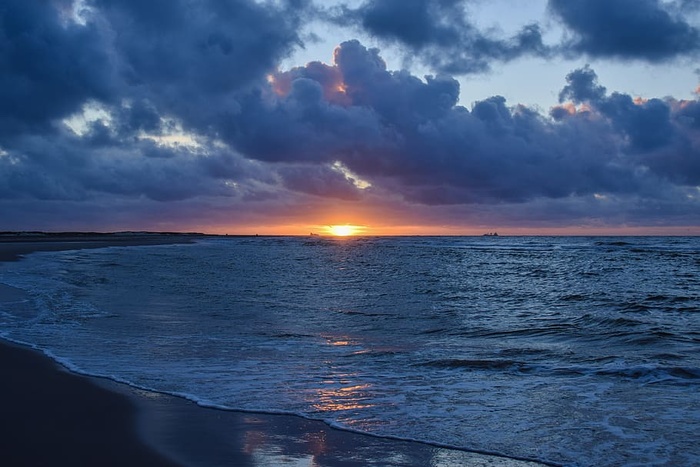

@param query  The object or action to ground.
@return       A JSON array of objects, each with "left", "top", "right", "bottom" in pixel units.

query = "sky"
[{"left": 1, "top": 0, "right": 699, "bottom": 235}]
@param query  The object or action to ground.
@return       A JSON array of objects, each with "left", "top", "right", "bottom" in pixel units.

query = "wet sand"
[
  {"left": 0, "top": 232, "right": 204, "bottom": 262},
  {"left": 0, "top": 340, "right": 178, "bottom": 466},
  {"left": 0, "top": 235, "right": 551, "bottom": 466}
]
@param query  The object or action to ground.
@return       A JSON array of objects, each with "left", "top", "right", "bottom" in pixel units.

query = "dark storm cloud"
[
  {"left": 279, "top": 164, "right": 361, "bottom": 200},
  {"left": 229, "top": 41, "right": 698, "bottom": 207},
  {"left": 333, "top": 0, "right": 550, "bottom": 74},
  {"left": 0, "top": 0, "right": 114, "bottom": 136},
  {"left": 224, "top": 74, "right": 385, "bottom": 164},
  {"left": 333, "top": 0, "right": 700, "bottom": 73},
  {"left": 89, "top": 0, "right": 309, "bottom": 129},
  {"left": 0, "top": 0, "right": 308, "bottom": 139},
  {"left": 0, "top": 126, "right": 271, "bottom": 203},
  {"left": 558, "top": 66, "right": 608, "bottom": 104},
  {"left": 549, "top": 0, "right": 700, "bottom": 61},
  {"left": 558, "top": 66, "right": 675, "bottom": 152},
  {"left": 552, "top": 67, "right": 700, "bottom": 185},
  {"left": 0, "top": 0, "right": 310, "bottom": 213},
  {"left": 0, "top": 1, "right": 698, "bottom": 231},
  {"left": 676, "top": 99, "right": 700, "bottom": 129}
]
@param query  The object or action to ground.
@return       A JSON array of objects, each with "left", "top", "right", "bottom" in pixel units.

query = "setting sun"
[{"left": 326, "top": 225, "right": 362, "bottom": 236}]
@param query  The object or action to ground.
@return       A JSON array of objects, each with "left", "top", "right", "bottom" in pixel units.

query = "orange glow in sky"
[
  {"left": 326, "top": 224, "right": 364, "bottom": 236},
  {"left": 198, "top": 221, "right": 700, "bottom": 237}
]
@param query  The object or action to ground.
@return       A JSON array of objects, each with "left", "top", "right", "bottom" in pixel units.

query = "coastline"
[
  {"left": 0, "top": 235, "right": 550, "bottom": 466},
  {"left": 0, "top": 232, "right": 206, "bottom": 262},
  {"left": 0, "top": 339, "right": 178, "bottom": 466}
]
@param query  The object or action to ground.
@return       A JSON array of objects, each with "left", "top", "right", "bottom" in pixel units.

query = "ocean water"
[{"left": 1, "top": 236, "right": 698, "bottom": 466}]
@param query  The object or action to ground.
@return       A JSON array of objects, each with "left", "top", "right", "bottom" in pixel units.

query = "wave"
[
  {"left": 0, "top": 336, "right": 561, "bottom": 467},
  {"left": 594, "top": 365, "right": 700, "bottom": 382},
  {"left": 270, "top": 332, "right": 315, "bottom": 339},
  {"left": 595, "top": 240, "right": 633, "bottom": 247},
  {"left": 422, "top": 358, "right": 525, "bottom": 371},
  {"left": 420, "top": 357, "right": 700, "bottom": 384}
]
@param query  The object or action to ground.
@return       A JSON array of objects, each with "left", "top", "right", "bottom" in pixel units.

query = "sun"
[{"left": 326, "top": 225, "right": 361, "bottom": 236}]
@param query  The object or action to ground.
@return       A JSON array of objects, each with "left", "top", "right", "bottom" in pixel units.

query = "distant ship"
[{"left": 482, "top": 232, "right": 499, "bottom": 237}]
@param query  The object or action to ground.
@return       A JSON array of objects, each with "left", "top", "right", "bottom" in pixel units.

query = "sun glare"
[{"left": 327, "top": 225, "right": 361, "bottom": 236}]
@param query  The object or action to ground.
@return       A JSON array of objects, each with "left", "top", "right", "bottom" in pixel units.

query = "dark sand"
[
  {"left": 0, "top": 341, "right": 178, "bottom": 466},
  {"left": 0, "top": 235, "right": 549, "bottom": 466},
  {"left": 0, "top": 232, "right": 205, "bottom": 262}
]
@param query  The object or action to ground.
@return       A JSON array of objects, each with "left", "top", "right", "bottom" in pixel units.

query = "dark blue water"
[{"left": 1, "top": 236, "right": 698, "bottom": 465}]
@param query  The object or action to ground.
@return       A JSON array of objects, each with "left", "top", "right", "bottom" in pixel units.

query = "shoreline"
[
  {"left": 0, "top": 232, "right": 208, "bottom": 262},
  {"left": 0, "top": 236, "right": 550, "bottom": 466},
  {"left": 0, "top": 339, "right": 178, "bottom": 466}
]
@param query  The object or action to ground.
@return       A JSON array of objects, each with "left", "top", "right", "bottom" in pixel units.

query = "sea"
[{"left": 0, "top": 236, "right": 698, "bottom": 466}]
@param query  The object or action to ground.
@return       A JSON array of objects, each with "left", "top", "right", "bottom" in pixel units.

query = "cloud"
[
  {"left": 331, "top": 0, "right": 700, "bottom": 74},
  {"left": 0, "top": 0, "right": 312, "bottom": 207},
  {"left": 279, "top": 163, "right": 362, "bottom": 200},
  {"left": 0, "top": 125, "right": 271, "bottom": 203},
  {"left": 549, "top": 0, "right": 700, "bottom": 61},
  {"left": 0, "top": 0, "right": 310, "bottom": 142},
  {"left": 90, "top": 0, "right": 308, "bottom": 129},
  {"left": 0, "top": 0, "right": 114, "bottom": 136},
  {"left": 557, "top": 66, "right": 675, "bottom": 152},
  {"left": 332, "top": 0, "right": 551, "bottom": 74},
  {"left": 552, "top": 66, "right": 700, "bottom": 186},
  {"left": 230, "top": 41, "right": 698, "bottom": 213},
  {"left": 558, "top": 66, "right": 607, "bottom": 104},
  {"left": 0, "top": 1, "right": 697, "bottom": 232}
]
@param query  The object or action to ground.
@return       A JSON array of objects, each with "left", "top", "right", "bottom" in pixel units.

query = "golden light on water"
[
  {"left": 326, "top": 225, "right": 363, "bottom": 236},
  {"left": 312, "top": 383, "right": 374, "bottom": 412}
]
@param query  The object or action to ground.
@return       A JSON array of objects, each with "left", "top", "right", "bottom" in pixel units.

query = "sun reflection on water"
[
  {"left": 301, "top": 335, "right": 377, "bottom": 414},
  {"left": 312, "top": 382, "right": 375, "bottom": 413}
]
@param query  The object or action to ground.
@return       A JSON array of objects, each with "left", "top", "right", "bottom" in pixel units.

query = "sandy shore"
[
  {"left": 0, "top": 235, "right": 549, "bottom": 466},
  {"left": 0, "top": 232, "right": 205, "bottom": 262},
  {"left": 0, "top": 340, "right": 178, "bottom": 466}
]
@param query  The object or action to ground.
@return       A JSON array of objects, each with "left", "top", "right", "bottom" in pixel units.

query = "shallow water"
[{"left": 1, "top": 236, "right": 698, "bottom": 465}]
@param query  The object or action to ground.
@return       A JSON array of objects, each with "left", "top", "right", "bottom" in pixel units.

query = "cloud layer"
[
  {"left": 333, "top": 0, "right": 550, "bottom": 74},
  {"left": 0, "top": 0, "right": 698, "bottom": 232},
  {"left": 549, "top": 0, "right": 700, "bottom": 61},
  {"left": 334, "top": 0, "right": 700, "bottom": 73}
]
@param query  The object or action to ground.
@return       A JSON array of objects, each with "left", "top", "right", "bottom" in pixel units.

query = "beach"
[
  {"left": 0, "top": 235, "right": 546, "bottom": 467},
  {"left": 0, "top": 232, "right": 206, "bottom": 262}
]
